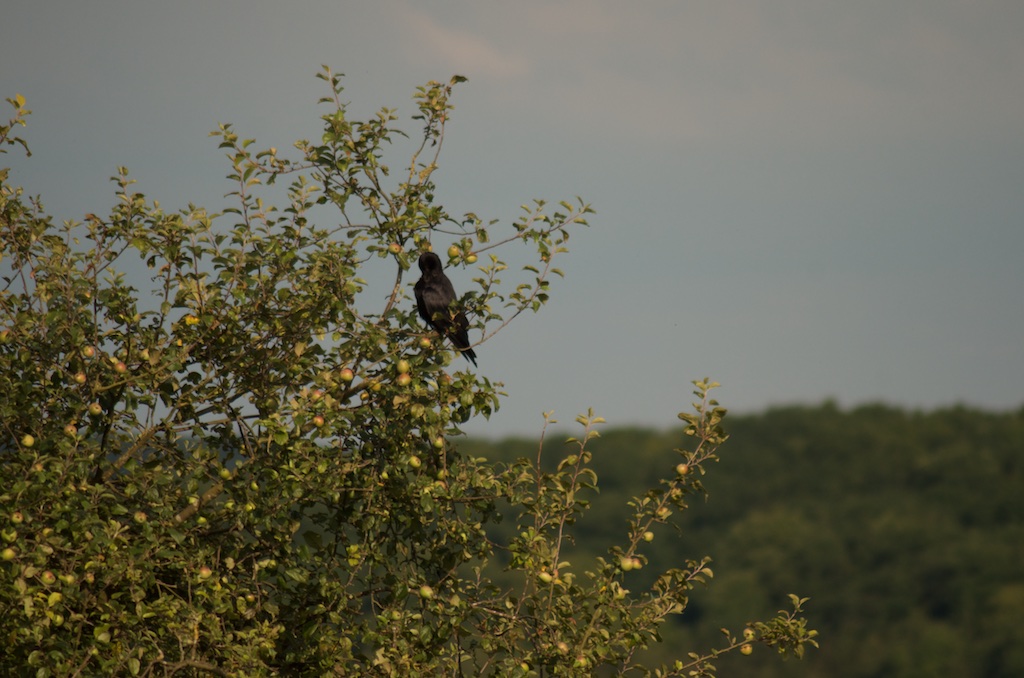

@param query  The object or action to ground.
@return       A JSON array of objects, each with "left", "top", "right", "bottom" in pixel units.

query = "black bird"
[{"left": 414, "top": 251, "right": 477, "bottom": 366}]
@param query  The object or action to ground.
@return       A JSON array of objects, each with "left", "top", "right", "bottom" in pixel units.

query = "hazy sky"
[{"left": 4, "top": 1, "right": 1023, "bottom": 437}]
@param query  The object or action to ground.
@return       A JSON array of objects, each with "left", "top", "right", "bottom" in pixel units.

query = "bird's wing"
[{"left": 417, "top": 282, "right": 454, "bottom": 332}]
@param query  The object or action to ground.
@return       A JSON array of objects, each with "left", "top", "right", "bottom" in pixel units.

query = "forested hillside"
[{"left": 462, "top": 403, "right": 1024, "bottom": 677}]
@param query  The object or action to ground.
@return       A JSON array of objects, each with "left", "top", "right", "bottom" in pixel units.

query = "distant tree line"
[{"left": 463, "top": 402, "right": 1024, "bottom": 677}]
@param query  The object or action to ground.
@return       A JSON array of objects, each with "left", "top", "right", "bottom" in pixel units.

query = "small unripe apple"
[
  {"left": 20, "top": 434, "right": 34, "bottom": 448},
  {"left": 64, "top": 424, "right": 78, "bottom": 437},
  {"left": 311, "top": 389, "right": 324, "bottom": 401},
  {"left": 388, "top": 242, "right": 402, "bottom": 254},
  {"left": 656, "top": 507, "right": 671, "bottom": 520},
  {"left": 219, "top": 468, "right": 232, "bottom": 480},
  {"left": 114, "top": 361, "right": 127, "bottom": 374},
  {"left": 81, "top": 345, "right": 96, "bottom": 359},
  {"left": 418, "top": 585, "right": 434, "bottom": 600},
  {"left": 743, "top": 627, "right": 755, "bottom": 641},
  {"left": 556, "top": 641, "right": 569, "bottom": 655},
  {"left": 630, "top": 557, "right": 642, "bottom": 570},
  {"left": 538, "top": 571, "right": 553, "bottom": 584},
  {"left": 74, "top": 372, "right": 87, "bottom": 385},
  {"left": 642, "top": 531, "right": 654, "bottom": 542},
  {"left": 465, "top": 253, "right": 478, "bottom": 264},
  {"left": 675, "top": 463, "right": 690, "bottom": 476},
  {"left": 88, "top": 402, "right": 103, "bottom": 416},
  {"left": 0, "top": 329, "right": 10, "bottom": 343},
  {"left": 619, "top": 557, "right": 634, "bottom": 572},
  {"left": 339, "top": 368, "right": 355, "bottom": 383},
  {"left": 433, "top": 436, "right": 445, "bottom": 450},
  {"left": 418, "top": 336, "right": 432, "bottom": 349},
  {"left": 10, "top": 512, "right": 24, "bottom": 524},
  {"left": 133, "top": 511, "right": 147, "bottom": 524},
  {"left": 197, "top": 566, "right": 213, "bottom": 580},
  {"left": 396, "top": 359, "right": 411, "bottom": 374},
  {"left": 40, "top": 570, "right": 56, "bottom": 585},
  {"left": 447, "top": 244, "right": 461, "bottom": 258},
  {"left": 408, "top": 455, "right": 422, "bottom": 469},
  {"left": 740, "top": 643, "right": 753, "bottom": 656},
  {"left": 1, "top": 547, "right": 15, "bottom": 561},
  {"left": 396, "top": 373, "right": 412, "bottom": 387},
  {"left": 312, "top": 415, "right": 325, "bottom": 428}
]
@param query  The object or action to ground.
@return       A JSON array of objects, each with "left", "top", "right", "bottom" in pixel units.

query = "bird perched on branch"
[{"left": 414, "top": 251, "right": 477, "bottom": 366}]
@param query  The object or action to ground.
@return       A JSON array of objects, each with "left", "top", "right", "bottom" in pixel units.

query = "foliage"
[
  {"left": 465, "top": 403, "right": 1024, "bottom": 677},
  {"left": 1, "top": 75, "right": 815, "bottom": 676}
]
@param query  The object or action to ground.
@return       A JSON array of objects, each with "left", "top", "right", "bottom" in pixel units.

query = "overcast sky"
[{"left": 4, "top": 1, "right": 1023, "bottom": 437}]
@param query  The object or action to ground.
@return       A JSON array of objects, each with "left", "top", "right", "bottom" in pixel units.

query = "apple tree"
[{"left": 0, "top": 74, "right": 816, "bottom": 675}]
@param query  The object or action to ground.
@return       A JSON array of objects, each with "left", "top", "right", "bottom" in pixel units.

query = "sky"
[{"left": 3, "top": 1, "right": 1023, "bottom": 438}]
